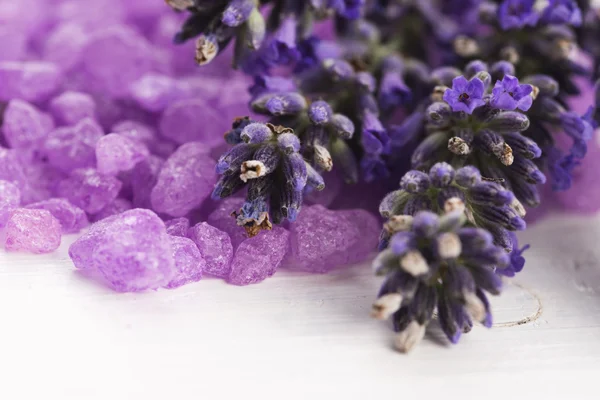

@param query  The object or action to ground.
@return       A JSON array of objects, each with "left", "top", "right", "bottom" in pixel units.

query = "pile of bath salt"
[{"left": 0, "top": 0, "right": 381, "bottom": 291}]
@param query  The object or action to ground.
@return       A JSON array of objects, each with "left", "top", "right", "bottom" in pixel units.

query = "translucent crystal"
[
  {"left": 165, "top": 217, "right": 190, "bottom": 237},
  {"left": 56, "top": 168, "right": 122, "bottom": 214},
  {"left": 0, "top": 61, "right": 62, "bottom": 102},
  {"left": 164, "top": 235, "right": 205, "bottom": 289},
  {"left": 228, "top": 227, "right": 290, "bottom": 286},
  {"left": 1, "top": 99, "right": 48, "bottom": 149},
  {"left": 5, "top": 208, "right": 62, "bottom": 254},
  {"left": 159, "top": 99, "right": 228, "bottom": 147},
  {"left": 49, "top": 91, "right": 96, "bottom": 126},
  {"left": 68, "top": 209, "right": 175, "bottom": 292},
  {"left": 95, "top": 133, "right": 149, "bottom": 176},
  {"left": 0, "top": 180, "right": 21, "bottom": 227},
  {"left": 188, "top": 222, "right": 234, "bottom": 278},
  {"left": 150, "top": 142, "right": 217, "bottom": 217},
  {"left": 131, "top": 155, "right": 164, "bottom": 209},
  {"left": 25, "top": 198, "right": 88, "bottom": 233}
]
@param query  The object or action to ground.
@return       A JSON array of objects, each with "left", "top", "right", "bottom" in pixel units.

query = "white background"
[{"left": 1, "top": 214, "right": 600, "bottom": 399}]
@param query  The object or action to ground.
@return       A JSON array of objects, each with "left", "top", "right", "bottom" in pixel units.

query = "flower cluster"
[
  {"left": 214, "top": 120, "right": 325, "bottom": 235},
  {"left": 372, "top": 210, "right": 509, "bottom": 352},
  {"left": 168, "top": 0, "right": 599, "bottom": 352}
]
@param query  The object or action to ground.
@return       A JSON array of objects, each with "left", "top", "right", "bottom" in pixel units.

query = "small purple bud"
[
  {"left": 429, "top": 162, "right": 455, "bottom": 188},
  {"left": 277, "top": 132, "right": 301, "bottom": 154},
  {"left": 308, "top": 101, "right": 333, "bottom": 125},
  {"left": 411, "top": 211, "right": 440, "bottom": 238},
  {"left": 323, "top": 59, "right": 355, "bottom": 81},
  {"left": 468, "top": 182, "right": 514, "bottom": 206},
  {"left": 240, "top": 122, "right": 273, "bottom": 143},
  {"left": 400, "top": 171, "right": 430, "bottom": 194},
  {"left": 330, "top": 114, "right": 355, "bottom": 139},
  {"left": 455, "top": 166, "right": 482, "bottom": 187},
  {"left": 222, "top": 0, "right": 255, "bottom": 27},
  {"left": 487, "top": 111, "right": 530, "bottom": 133}
]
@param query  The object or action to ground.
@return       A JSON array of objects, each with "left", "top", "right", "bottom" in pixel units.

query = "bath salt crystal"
[
  {"left": 25, "top": 198, "right": 88, "bottom": 233},
  {"left": 95, "top": 133, "right": 149, "bottom": 176},
  {"left": 0, "top": 61, "right": 62, "bottom": 102},
  {"left": 0, "top": 180, "right": 21, "bottom": 227},
  {"left": 188, "top": 222, "right": 234, "bottom": 278},
  {"left": 49, "top": 91, "right": 96, "bottom": 126},
  {"left": 4, "top": 208, "right": 61, "bottom": 254},
  {"left": 165, "top": 217, "right": 190, "bottom": 237},
  {"left": 1, "top": 99, "right": 48, "bottom": 149},
  {"left": 164, "top": 235, "right": 205, "bottom": 289},
  {"left": 56, "top": 168, "right": 122, "bottom": 214}
]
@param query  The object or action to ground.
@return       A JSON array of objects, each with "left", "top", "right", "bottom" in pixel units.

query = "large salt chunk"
[
  {"left": 43, "top": 22, "right": 89, "bottom": 72},
  {"left": 25, "top": 198, "right": 88, "bottom": 233},
  {"left": 44, "top": 117, "right": 104, "bottom": 173},
  {"left": 206, "top": 197, "right": 247, "bottom": 249},
  {"left": 112, "top": 120, "right": 156, "bottom": 148},
  {"left": 80, "top": 26, "right": 155, "bottom": 98},
  {"left": 150, "top": 142, "right": 216, "bottom": 217},
  {"left": 339, "top": 209, "right": 380, "bottom": 263},
  {"left": 5, "top": 208, "right": 61, "bottom": 254},
  {"left": 69, "top": 209, "right": 175, "bottom": 292},
  {"left": 285, "top": 205, "right": 369, "bottom": 273},
  {"left": 49, "top": 91, "right": 96, "bottom": 126},
  {"left": 0, "top": 61, "right": 62, "bottom": 102},
  {"left": 228, "top": 227, "right": 290, "bottom": 286},
  {"left": 165, "top": 217, "right": 190, "bottom": 237},
  {"left": 95, "top": 133, "right": 149, "bottom": 176},
  {"left": 1, "top": 99, "right": 48, "bottom": 149},
  {"left": 164, "top": 235, "right": 205, "bottom": 289},
  {"left": 188, "top": 222, "right": 234, "bottom": 278},
  {"left": 57, "top": 168, "right": 122, "bottom": 214},
  {"left": 0, "top": 180, "right": 21, "bottom": 227},
  {"left": 159, "top": 98, "right": 227, "bottom": 147}
]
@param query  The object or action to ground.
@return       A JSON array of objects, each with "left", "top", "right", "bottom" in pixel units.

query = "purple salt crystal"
[
  {"left": 0, "top": 26, "right": 27, "bottom": 62},
  {"left": 206, "top": 197, "right": 248, "bottom": 249},
  {"left": 339, "top": 209, "right": 380, "bottom": 263},
  {"left": 95, "top": 133, "right": 149, "bottom": 176},
  {"left": 112, "top": 120, "right": 156, "bottom": 147},
  {"left": 228, "top": 227, "right": 290, "bottom": 286},
  {"left": 5, "top": 208, "right": 61, "bottom": 254},
  {"left": 69, "top": 209, "right": 175, "bottom": 292},
  {"left": 131, "top": 155, "right": 164, "bottom": 209},
  {"left": 25, "top": 198, "right": 88, "bottom": 234},
  {"left": 150, "top": 142, "right": 217, "bottom": 217},
  {"left": 285, "top": 205, "right": 362, "bottom": 273},
  {"left": 0, "top": 180, "right": 21, "bottom": 227},
  {"left": 91, "top": 198, "right": 133, "bottom": 222},
  {"left": 159, "top": 99, "right": 228, "bottom": 148},
  {"left": 57, "top": 168, "right": 122, "bottom": 214},
  {"left": 43, "top": 23, "right": 89, "bottom": 72},
  {"left": 164, "top": 235, "right": 206, "bottom": 289},
  {"left": 0, "top": 61, "right": 62, "bottom": 102},
  {"left": 129, "top": 73, "right": 180, "bottom": 112},
  {"left": 1, "top": 100, "right": 48, "bottom": 149},
  {"left": 165, "top": 217, "right": 190, "bottom": 237},
  {"left": 0, "top": 147, "right": 27, "bottom": 192},
  {"left": 80, "top": 26, "right": 155, "bottom": 98},
  {"left": 188, "top": 222, "right": 234, "bottom": 278},
  {"left": 49, "top": 91, "right": 96, "bottom": 126},
  {"left": 44, "top": 117, "right": 104, "bottom": 173},
  {"left": 55, "top": 0, "right": 127, "bottom": 30}
]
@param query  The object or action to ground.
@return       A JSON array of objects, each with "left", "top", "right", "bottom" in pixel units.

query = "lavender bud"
[
  {"left": 379, "top": 190, "right": 407, "bottom": 218},
  {"left": 240, "top": 160, "right": 266, "bottom": 182},
  {"left": 245, "top": 7, "right": 266, "bottom": 49},
  {"left": 212, "top": 173, "right": 246, "bottom": 200},
  {"left": 393, "top": 321, "right": 425, "bottom": 353},
  {"left": 282, "top": 152, "right": 308, "bottom": 191},
  {"left": 222, "top": 0, "right": 255, "bottom": 27},
  {"left": 479, "top": 205, "right": 527, "bottom": 231},
  {"left": 356, "top": 72, "right": 377, "bottom": 93},
  {"left": 330, "top": 114, "right": 355, "bottom": 139},
  {"left": 306, "top": 163, "right": 325, "bottom": 191},
  {"left": 426, "top": 102, "right": 452, "bottom": 125},
  {"left": 400, "top": 171, "right": 430, "bottom": 194},
  {"left": 412, "top": 132, "right": 447, "bottom": 168},
  {"left": 523, "top": 75, "right": 559, "bottom": 97},
  {"left": 464, "top": 60, "right": 488, "bottom": 77},
  {"left": 412, "top": 211, "right": 439, "bottom": 237},
  {"left": 240, "top": 122, "right": 273, "bottom": 143},
  {"left": 252, "top": 143, "right": 281, "bottom": 173},
  {"left": 403, "top": 195, "right": 432, "bottom": 215},
  {"left": 280, "top": 187, "right": 303, "bottom": 222},
  {"left": 455, "top": 166, "right": 481, "bottom": 187},
  {"left": 469, "top": 266, "right": 502, "bottom": 295},
  {"left": 503, "top": 132, "right": 542, "bottom": 159},
  {"left": 400, "top": 251, "right": 429, "bottom": 276},
  {"left": 453, "top": 35, "right": 480, "bottom": 57},
  {"left": 468, "top": 182, "right": 514, "bottom": 206},
  {"left": 437, "top": 233, "right": 462, "bottom": 259},
  {"left": 372, "top": 249, "right": 396, "bottom": 275},
  {"left": 195, "top": 35, "right": 219, "bottom": 65},
  {"left": 429, "top": 162, "right": 455, "bottom": 188},
  {"left": 511, "top": 157, "right": 547, "bottom": 184},
  {"left": 490, "top": 61, "right": 515, "bottom": 80},
  {"left": 390, "top": 231, "right": 415, "bottom": 255},
  {"left": 322, "top": 58, "right": 355, "bottom": 82},
  {"left": 431, "top": 67, "right": 462, "bottom": 87},
  {"left": 371, "top": 294, "right": 403, "bottom": 320},
  {"left": 216, "top": 143, "right": 254, "bottom": 174},
  {"left": 448, "top": 137, "right": 471, "bottom": 155},
  {"left": 265, "top": 93, "right": 308, "bottom": 116},
  {"left": 487, "top": 111, "right": 530, "bottom": 133},
  {"left": 308, "top": 100, "right": 333, "bottom": 125},
  {"left": 277, "top": 132, "right": 300, "bottom": 154},
  {"left": 314, "top": 144, "right": 333, "bottom": 171},
  {"left": 464, "top": 292, "right": 486, "bottom": 323},
  {"left": 457, "top": 228, "right": 493, "bottom": 252}
]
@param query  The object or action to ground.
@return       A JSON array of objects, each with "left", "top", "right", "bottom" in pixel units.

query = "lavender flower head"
[{"left": 443, "top": 76, "right": 486, "bottom": 114}]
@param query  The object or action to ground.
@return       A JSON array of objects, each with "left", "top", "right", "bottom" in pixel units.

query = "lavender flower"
[
  {"left": 491, "top": 74, "right": 533, "bottom": 111},
  {"left": 540, "top": 0, "right": 582, "bottom": 26},
  {"left": 443, "top": 76, "right": 486, "bottom": 114},
  {"left": 498, "top": 0, "right": 540, "bottom": 30},
  {"left": 372, "top": 210, "right": 508, "bottom": 352},
  {"left": 213, "top": 121, "right": 325, "bottom": 234}
]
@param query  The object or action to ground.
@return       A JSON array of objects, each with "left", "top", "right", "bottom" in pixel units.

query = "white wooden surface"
[{"left": 1, "top": 214, "right": 600, "bottom": 399}]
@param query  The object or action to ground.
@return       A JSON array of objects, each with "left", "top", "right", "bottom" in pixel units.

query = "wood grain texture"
[{"left": 1, "top": 214, "right": 600, "bottom": 399}]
